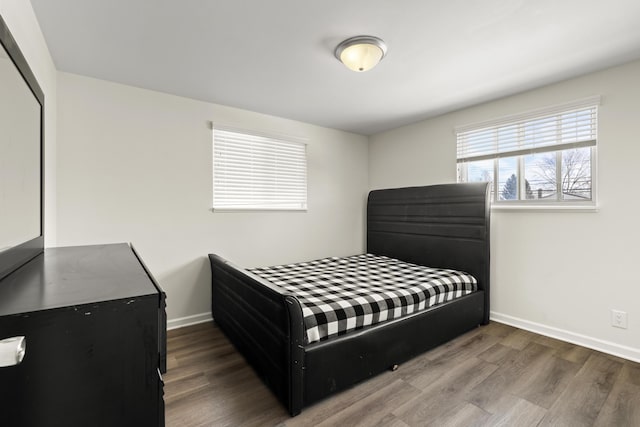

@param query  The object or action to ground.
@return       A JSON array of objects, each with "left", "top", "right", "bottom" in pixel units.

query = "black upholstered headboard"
[{"left": 367, "top": 182, "right": 491, "bottom": 317}]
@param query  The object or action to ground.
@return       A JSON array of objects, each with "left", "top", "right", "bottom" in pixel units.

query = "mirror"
[
  {"left": 0, "top": 15, "right": 44, "bottom": 280},
  {"left": 0, "top": 44, "right": 41, "bottom": 251}
]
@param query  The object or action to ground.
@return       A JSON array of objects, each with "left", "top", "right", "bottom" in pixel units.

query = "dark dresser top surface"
[{"left": 0, "top": 243, "right": 159, "bottom": 316}]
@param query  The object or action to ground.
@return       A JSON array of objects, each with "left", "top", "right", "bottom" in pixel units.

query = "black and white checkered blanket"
[{"left": 249, "top": 253, "right": 477, "bottom": 344}]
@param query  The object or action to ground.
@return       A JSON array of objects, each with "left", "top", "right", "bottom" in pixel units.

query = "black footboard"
[{"left": 208, "top": 254, "right": 305, "bottom": 415}]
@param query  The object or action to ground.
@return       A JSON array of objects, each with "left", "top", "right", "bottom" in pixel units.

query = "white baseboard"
[
  {"left": 167, "top": 312, "right": 213, "bottom": 330},
  {"left": 490, "top": 311, "right": 640, "bottom": 363}
]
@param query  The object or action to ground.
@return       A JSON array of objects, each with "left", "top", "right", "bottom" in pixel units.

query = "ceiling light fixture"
[{"left": 334, "top": 36, "right": 387, "bottom": 72}]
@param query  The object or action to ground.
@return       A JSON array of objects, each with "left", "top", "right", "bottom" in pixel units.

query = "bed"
[{"left": 208, "top": 182, "right": 491, "bottom": 416}]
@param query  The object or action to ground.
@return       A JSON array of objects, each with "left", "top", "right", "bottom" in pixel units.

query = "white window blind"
[
  {"left": 456, "top": 97, "right": 599, "bottom": 163},
  {"left": 213, "top": 127, "right": 307, "bottom": 211}
]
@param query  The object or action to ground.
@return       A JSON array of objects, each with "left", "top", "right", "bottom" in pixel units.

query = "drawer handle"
[{"left": 0, "top": 336, "right": 26, "bottom": 367}]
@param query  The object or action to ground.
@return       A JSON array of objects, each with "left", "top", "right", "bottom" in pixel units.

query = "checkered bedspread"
[{"left": 249, "top": 253, "right": 477, "bottom": 344}]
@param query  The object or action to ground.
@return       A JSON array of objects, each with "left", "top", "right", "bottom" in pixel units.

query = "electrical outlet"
[{"left": 611, "top": 309, "right": 628, "bottom": 329}]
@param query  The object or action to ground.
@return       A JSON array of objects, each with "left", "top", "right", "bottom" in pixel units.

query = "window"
[
  {"left": 213, "top": 127, "right": 307, "bottom": 211},
  {"left": 456, "top": 97, "right": 599, "bottom": 207}
]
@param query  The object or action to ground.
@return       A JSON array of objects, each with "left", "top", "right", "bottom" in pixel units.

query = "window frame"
[
  {"left": 456, "top": 97, "right": 599, "bottom": 211},
  {"left": 212, "top": 125, "right": 308, "bottom": 212}
]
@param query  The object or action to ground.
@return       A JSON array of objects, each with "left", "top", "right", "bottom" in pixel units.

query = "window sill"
[
  {"left": 211, "top": 208, "right": 308, "bottom": 213},
  {"left": 491, "top": 203, "right": 599, "bottom": 213}
]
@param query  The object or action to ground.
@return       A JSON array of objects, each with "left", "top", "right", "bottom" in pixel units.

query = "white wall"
[
  {"left": 0, "top": 0, "right": 57, "bottom": 246},
  {"left": 369, "top": 59, "right": 640, "bottom": 361},
  {"left": 56, "top": 72, "right": 369, "bottom": 325}
]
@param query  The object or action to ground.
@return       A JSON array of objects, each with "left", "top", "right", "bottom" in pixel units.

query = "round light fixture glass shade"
[{"left": 335, "top": 36, "right": 387, "bottom": 72}]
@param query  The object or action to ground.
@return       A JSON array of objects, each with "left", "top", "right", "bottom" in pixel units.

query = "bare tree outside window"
[
  {"left": 531, "top": 148, "right": 591, "bottom": 200},
  {"left": 561, "top": 148, "right": 591, "bottom": 199}
]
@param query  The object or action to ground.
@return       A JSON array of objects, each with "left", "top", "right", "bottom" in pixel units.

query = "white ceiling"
[{"left": 30, "top": 0, "right": 640, "bottom": 135}]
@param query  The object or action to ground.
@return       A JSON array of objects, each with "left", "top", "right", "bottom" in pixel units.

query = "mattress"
[{"left": 249, "top": 253, "right": 477, "bottom": 344}]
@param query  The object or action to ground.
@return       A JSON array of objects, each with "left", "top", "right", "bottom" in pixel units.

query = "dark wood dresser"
[{"left": 0, "top": 243, "right": 166, "bottom": 427}]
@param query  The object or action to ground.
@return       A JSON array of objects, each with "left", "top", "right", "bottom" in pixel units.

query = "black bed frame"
[{"left": 208, "top": 182, "right": 491, "bottom": 416}]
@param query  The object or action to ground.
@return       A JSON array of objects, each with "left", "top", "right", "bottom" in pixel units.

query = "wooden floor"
[{"left": 164, "top": 322, "right": 640, "bottom": 426}]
